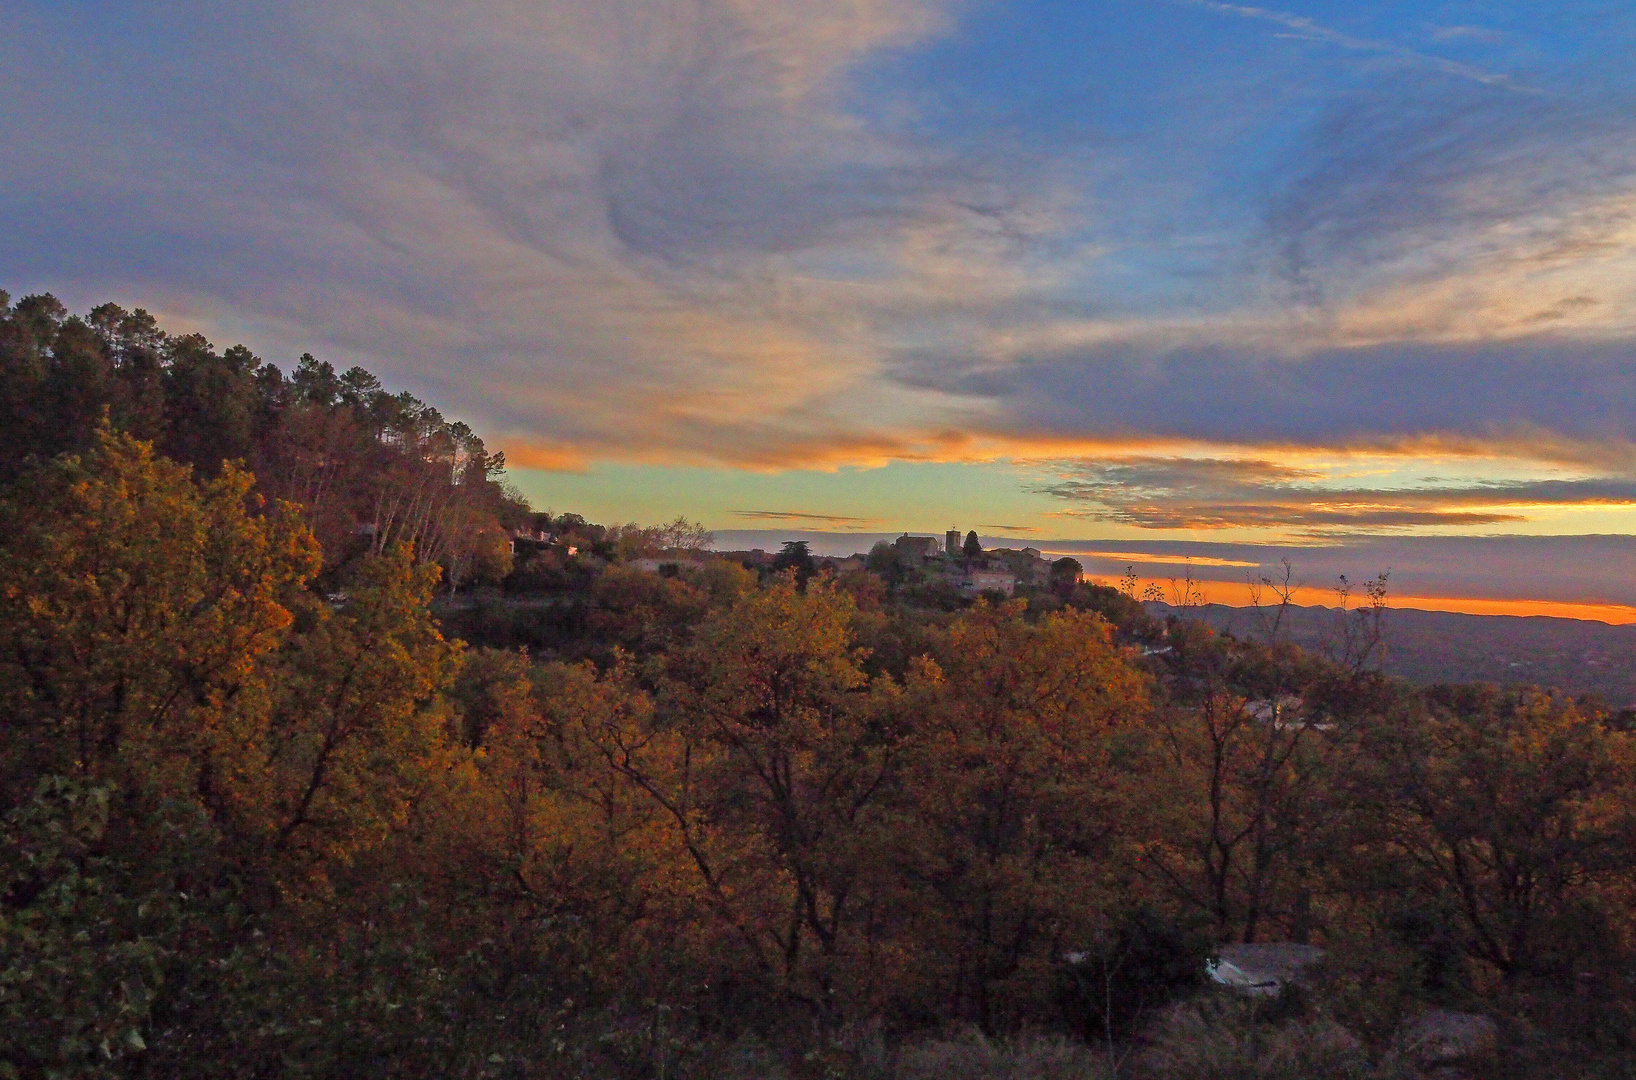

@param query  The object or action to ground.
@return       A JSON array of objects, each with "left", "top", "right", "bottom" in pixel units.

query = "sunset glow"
[{"left": 1077, "top": 577, "right": 1636, "bottom": 627}]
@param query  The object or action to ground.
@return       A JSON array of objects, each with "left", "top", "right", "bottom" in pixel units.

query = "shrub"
[
  {"left": 1137, "top": 995, "right": 1412, "bottom": 1080},
  {"left": 898, "top": 1032, "right": 1113, "bottom": 1080},
  {"left": 1058, "top": 906, "right": 1213, "bottom": 1047}
]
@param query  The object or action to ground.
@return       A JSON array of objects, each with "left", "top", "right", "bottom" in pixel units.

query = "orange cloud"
[
  {"left": 502, "top": 415, "right": 1636, "bottom": 480},
  {"left": 734, "top": 510, "right": 885, "bottom": 525},
  {"left": 501, "top": 439, "right": 590, "bottom": 473},
  {"left": 1070, "top": 550, "right": 1262, "bottom": 568},
  {"left": 1088, "top": 575, "right": 1636, "bottom": 625}
]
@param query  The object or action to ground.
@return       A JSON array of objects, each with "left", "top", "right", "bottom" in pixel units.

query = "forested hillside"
[
  {"left": 1189, "top": 602, "right": 1636, "bottom": 707},
  {"left": 0, "top": 290, "right": 528, "bottom": 593},
  {"left": 5, "top": 293, "right": 1636, "bottom": 1079}
]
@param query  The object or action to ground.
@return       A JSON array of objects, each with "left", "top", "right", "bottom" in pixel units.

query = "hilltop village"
[
  {"left": 722, "top": 529, "right": 1077, "bottom": 597},
  {"left": 612, "top": 528, "right": 1077, "bottom": 599}
]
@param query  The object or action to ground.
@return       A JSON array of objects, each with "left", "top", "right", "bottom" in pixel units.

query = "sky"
[{"left": 5, "top": 1, "right": 1636, "bottom": 618}]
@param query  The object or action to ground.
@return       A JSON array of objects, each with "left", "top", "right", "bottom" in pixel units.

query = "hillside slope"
[{"left": 1182, "top": 602, "right": 1636, "bottom": 705}]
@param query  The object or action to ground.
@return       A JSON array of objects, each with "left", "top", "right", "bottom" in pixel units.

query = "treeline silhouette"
[{"left": 3, "top": 293, "right": 1635, "bottom": 1080}]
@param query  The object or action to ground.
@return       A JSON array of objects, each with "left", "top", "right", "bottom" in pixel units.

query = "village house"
[
  {"left": 960, "top": 568, "right": 1017, "bottom": 596},
  {"left": 878, "top": 527, "right": 1068, "bottom": 596},
  {"left": 509, "top": 526, "right": 555, "bottom": 556},
  {"left": 985, "top": 546, "right": 1054, "bottom": 586},
  {"left": 894, "top": 534, "right": 942, "bottom": 559},
  {"left": 630, "top": 556, "right": 708, "bottom": 575}
]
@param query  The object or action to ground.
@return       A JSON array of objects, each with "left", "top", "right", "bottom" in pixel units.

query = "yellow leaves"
[
  {"left": 0, "top": 428, "right": 318, "bottom": 798},
  {"left": 448, "top": 646, "right": 534, "bottom": 749},
  {"left": 1349, "top": 686, "right": 1636, "bottom": 976},
  {"left": 668, "top": 577, "right": 869, "bottom": 744},
  {"left": 686, "top": 557, "right": 758, "bottom": 606},
  {"left": 880, "top": 602, "right": 1153, "bottom": 1027},
  {"left": 0, "top": 431, "right": 467, "bottom": 896},
  {"left": 921, "top": 603, "right": 1147, "bottom": 773},
  {"left": 475, "top": 580, "right": 919, "bottom": 1002},
  {"left": 463, "top": 656, "right": 729, "bottom": 979},
  {"left": 584, "top": 565, "right": 711, "bottom": 659},
  {"left": 252, "top": 545, "right": 460, "bottom": 890}
]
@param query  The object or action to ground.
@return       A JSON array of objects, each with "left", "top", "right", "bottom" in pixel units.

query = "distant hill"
[{"left": 1174, "top": 602, "right": 1636, "bottom": 706}]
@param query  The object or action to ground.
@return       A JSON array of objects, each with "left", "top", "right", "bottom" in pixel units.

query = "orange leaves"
[
  {"left": 1355, "top": 687, "right": 1636, "bottom": 978},
  {"left": 469, "top": 656, "right": 731, "bottom": 991},
  {"left": 0, "top": 441, "right": 1171, "bottom": 1033},
  {"left": 497, "top": 589, "right": 1160, "bottom": 1022},
  {"left": 648, "top": 580, "right": 893, "bottom": 996},
  {"left": 253, "top": 545, "right": 460, "bottom": 889},
  {"left": 0, "top": 432, "right": 475, "bottom": 899},
  {"left": 0, "top": 429, "right": 318, "bottom": 800},
  {"left": 931, "top": 601, "right": 1148, "bottom": 741},
  {"left": 890, "top": 602, "right": 1151, "bottom": 1028}
]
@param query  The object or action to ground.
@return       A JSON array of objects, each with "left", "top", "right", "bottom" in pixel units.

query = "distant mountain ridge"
[{"left": 1171, "top": 602, "right": 1636, "bottom": 706}]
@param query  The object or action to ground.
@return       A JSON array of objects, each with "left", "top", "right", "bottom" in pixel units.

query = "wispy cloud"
[
  {"left": 1429, "top": 25, "right": 1506, "bottom": 45},
  {"left": 1173, "top": 1, "right": 1523, "bottom": 88},
  {"left": 734, "top": 510, "right": 886, "bottom": 526},
  {"left": 1030, "top": 534, "right": 1636, "bottom": 610},
  {"left": 1037, "top": 457, "right": 1636, "bottom": 534},
  {"left": 1, "top": 0, "right": 1003, "bottom": 471},
  {"left": 1070, "top": 550, "right": 1261, "bottom": 568}
]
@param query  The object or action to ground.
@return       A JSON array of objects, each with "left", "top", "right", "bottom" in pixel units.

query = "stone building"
[{"left": 894, "top": 534, "right": 941, "bottom": 559}]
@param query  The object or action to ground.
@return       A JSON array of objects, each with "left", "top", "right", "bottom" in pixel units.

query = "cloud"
[
  {"left": 504, "top": 439, "right": 591, "bottom": 472},
  {"left": 1262, "top": 77, "right": 1636, "bottom": 313},
  {"left": 1037, "top": 456, "right": 1636, "bottom": 533},
  {"left": 870, "top": 76, "right": 1636, "bottom": 481},
  {"left": 1071, "top": 550, "right": 1261, "bottom": 568},
  {"left": 1429, "top": 25, "right": 1507, "bottom": 45},
  {"left": 1053, "top": 503, "right": 1522, "bottom": 532},
  {"left": 1173, "top": 1, "right": 1521, "bottom": 88},
  {"left": 733, "top": 510, "right": 885, "bottom": 525},
  {"left": 1048, "top": 533, "right": 1636, "bottom": 608},
  {"left": 939, "top": 332, "right": 1636, "bottom": 480},
  {"left": 2, "top": 0, "right": 1013, "bottom": 468}
]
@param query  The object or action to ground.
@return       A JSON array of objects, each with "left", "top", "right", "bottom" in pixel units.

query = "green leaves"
[{"left": 0, "top": 777, "right": 181, "bottom": 1079}]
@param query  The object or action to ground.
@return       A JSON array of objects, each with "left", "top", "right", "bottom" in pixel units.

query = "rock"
[
  {"left": 1397, "top": 1009, "right": 1499, "bottom": 1066},
  {"left": 1207, "top": 943, "right": 1326, "bottom": 996}
]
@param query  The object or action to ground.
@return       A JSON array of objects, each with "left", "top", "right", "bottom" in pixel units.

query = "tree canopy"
[{"left": 0, "top": 292, "right": 529, "bottom": 591}]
